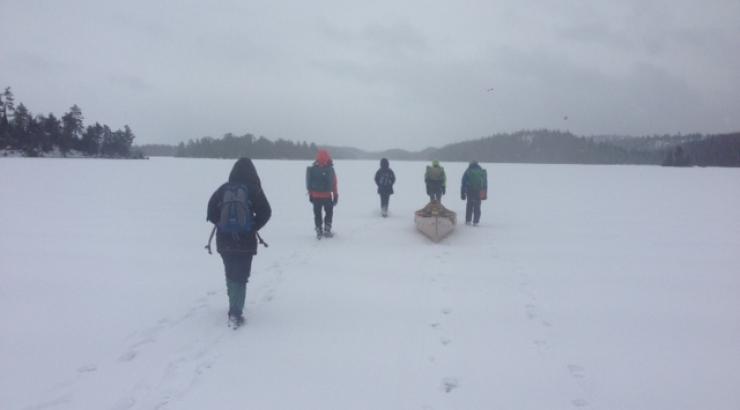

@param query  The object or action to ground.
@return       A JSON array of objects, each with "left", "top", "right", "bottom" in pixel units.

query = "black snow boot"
[
  {"left": 323, "top": 223, "right": 334, "bottom": 238},
  {"left": 228, "top": 312, "right": 245, "bottom": 329}
]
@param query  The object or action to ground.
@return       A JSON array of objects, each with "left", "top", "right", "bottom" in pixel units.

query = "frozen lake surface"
[{"left": 1, "top": 157, "right": 739, "bottom": 409}]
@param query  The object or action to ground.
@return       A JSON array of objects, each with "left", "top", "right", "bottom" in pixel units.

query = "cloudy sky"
[{"left": 1, "top": 0, "right": 739, "bottom": 150}]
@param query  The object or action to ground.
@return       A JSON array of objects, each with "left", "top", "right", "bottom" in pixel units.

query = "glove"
[
  {"left": 461, "top": 193, "right": 466, "bottom": 201},
  {"left": 332, "top": 194, "right": 339, "bottom": 206}
]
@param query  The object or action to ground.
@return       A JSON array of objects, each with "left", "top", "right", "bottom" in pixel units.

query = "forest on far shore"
[
  {"left": 0, "top": 87, "right": 140, "bottom": 158},
  {"left": 3, "top": 85, "right": 737, "bottom": 166},
  {"left": 140, "top": 130, "right": 740, "bottom": 167}
]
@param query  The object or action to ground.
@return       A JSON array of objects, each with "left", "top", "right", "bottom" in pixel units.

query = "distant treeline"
[
  {"left": 0, "top": 87, "right": 139, "bottom": 158},
  {"left": 139, "top": 129, "right": 740, "bottom": 167},
  {"left": 662, "top": 133, "right": 740, "bottom": 167},
  {"left": 170, "top": 133, "right": 320, "bottom": 159}
]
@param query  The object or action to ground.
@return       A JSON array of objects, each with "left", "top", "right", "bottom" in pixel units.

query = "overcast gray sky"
[{"left": 1, "top": 0, "right": 739, "bottom": 150}]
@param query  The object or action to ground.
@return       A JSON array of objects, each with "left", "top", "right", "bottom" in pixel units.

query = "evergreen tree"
[
  {"left": 0, "top": 88, "right": 13, "bottom": 149},
  {"left": 25, "top": 116, "right": 43, "bottom": 157},
  {"left": 11, "top": 103, "right": 32, "bottom": 151},
  {"left": 81, "top": 122, "right": 104, "bottom": 156},
  {"left": 42, "top": 113, "right": 61, "bottom": 153},
  {"left": 60, "top": 104, "right": 84, "bottom": 155},
  {"left": 100, "top": 125, "right": 115, "bottom": 156}
]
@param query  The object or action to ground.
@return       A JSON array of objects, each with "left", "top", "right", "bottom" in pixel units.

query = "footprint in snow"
[
  {"left": 262, "top": 289, "right": 276, "bottom": 302},
  {"left": 24, "top": 395, "right": 72, "bottom": 410},
  {"left": 440, "top": 337, "right": 452, "bottom": 346},
  {"left": 441, "top": 308, "right": 452, "bottom": 315},
  {"left": 429, "top": 322, "right": 440, "bottom": 329},
  {"left": 533, "top": 339, "right": 548, "bottom": 349},
  {"left": 568, "top": 364, "right": 586, "bottom": 379},
  {"left": 77, "top": 364, "right": 97, "bottom": 373},
  {"left": 441, "top": 377, "right": 459, "bottom": 393},
  {"left": 572, "top": 398, "right": 589, "bottom": 407},
  {"left": 118, "top": 350, "right": 138, "bottom": 362},
  {"left": 111, "top": 396, "right": 136, "bottom": 410},
  {"left": 131, "top": 337, "right": 156, "bottom": 349},
  {"left": 525, "top": 303, "right": 536, "bottom": 316}
]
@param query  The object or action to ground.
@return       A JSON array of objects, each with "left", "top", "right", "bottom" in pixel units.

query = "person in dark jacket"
[
  {"left": 306, "top": 149, "right": 338, "bottom": 238},
  {"left": 460, "top": 161, "right": 487, "bottom": 225},
  {"left": 207, "top": 158, "right": 271, "bottom": 327},
  {"left": 374, "top": 158, "right": 396, "bottom": 217}
]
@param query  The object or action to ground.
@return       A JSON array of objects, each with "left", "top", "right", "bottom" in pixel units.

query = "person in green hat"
[{"left": 424, "top": 160, "right": 446, "bottom": 202}]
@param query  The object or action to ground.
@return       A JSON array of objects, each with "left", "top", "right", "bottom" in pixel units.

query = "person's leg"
[
  {"left": 313, "top": 200, "right": 323, "bottom": 234},
  {"left": 226, "top": 278, "right": 245, "bottom": 315},
  {"left": 473, "top": 199, "right": 482, "bottom": 225},
  {"left": 222, "top": 254, "right": 253, "bottom": 319},
  {"left": 380, "top": 193, "right": 389, "bottom": 212},
  {"left": 324, "top": 200, "right": 334, "bottom": 234},
  {"left": 466, "top": 198, "right": 473, "bottom": 224}
]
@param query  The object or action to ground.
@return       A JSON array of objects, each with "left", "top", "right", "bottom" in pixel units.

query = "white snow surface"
[{"left": 1, "top": 157, "right": 739, "bottom": 410}]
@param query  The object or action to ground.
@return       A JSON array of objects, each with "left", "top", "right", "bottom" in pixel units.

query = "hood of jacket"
[
  {"left": 229, "top": 157, "right": 261, "bottom": 187},
  {"left": 380, "top": 158, "right": 389, "bottom": 169},
  {"left": 315, "top": 149, "right": 332, "bottom": 167}
]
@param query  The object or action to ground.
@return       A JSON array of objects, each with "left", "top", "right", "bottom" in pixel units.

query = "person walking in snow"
[
  {"left": 207, "top": 158, "right": 272, "bottom": 328},
  {"left": 374, "top": 158, "right": 396, "bottom": 217},
  {"left": 307, "top": 149, "right": 338, "bottom": 238},
  {"left": 425, "top": 160, "right": 446, "bottom": 202},
  {"left": 460, "top": 161, "right": 488, "bottom": 225}
]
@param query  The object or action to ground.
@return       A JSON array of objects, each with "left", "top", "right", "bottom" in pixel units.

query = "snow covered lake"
[{"left": 1, "top": 157, "right": 739, "bottom": 410}]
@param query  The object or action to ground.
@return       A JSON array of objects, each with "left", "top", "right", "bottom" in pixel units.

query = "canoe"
[{"left": 415, "top": 201, "right": 457, "bottom": 242}]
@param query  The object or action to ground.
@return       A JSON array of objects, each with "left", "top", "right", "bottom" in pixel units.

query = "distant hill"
[
  {"left": 136, "top": 129, "right": 740, "bottom": 167},
  {"left": 421, "top": 130, "right": 659, "bottom": 164}
]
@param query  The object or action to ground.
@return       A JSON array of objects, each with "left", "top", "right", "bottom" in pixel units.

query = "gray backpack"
[{"left": 218, "top": 183, "right": 253, "bottom": 234}]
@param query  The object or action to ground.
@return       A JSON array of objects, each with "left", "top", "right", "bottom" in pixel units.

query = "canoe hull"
[{"left": 415, "top": 213, "right": 456, "bottom": 242}]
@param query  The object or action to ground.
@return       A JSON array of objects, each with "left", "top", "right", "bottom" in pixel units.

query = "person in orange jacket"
[{"left": 306, "top": 149, "right": 338, "bottom": 238}]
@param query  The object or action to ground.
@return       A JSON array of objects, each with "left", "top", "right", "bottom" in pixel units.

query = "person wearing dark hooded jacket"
[
  {"left": 460, "top": 161, "right": 487, "bottom": 225},
  {"left": 207, "top": 158, "right": 271, "bottom": 327},
  {"left": 374, "top": 158, "right": 395, "bottom": 217},
  {"left": 306, "top": 149, "right": 338, "bottom": 238}
]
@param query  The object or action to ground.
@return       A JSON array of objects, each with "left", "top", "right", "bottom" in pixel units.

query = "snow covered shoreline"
[
  {"left": 1, "top": 158, "right": 738, "bottom": 409},
  {"left": 1, "top": 149, "right": 146, "bottom": 159}
]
